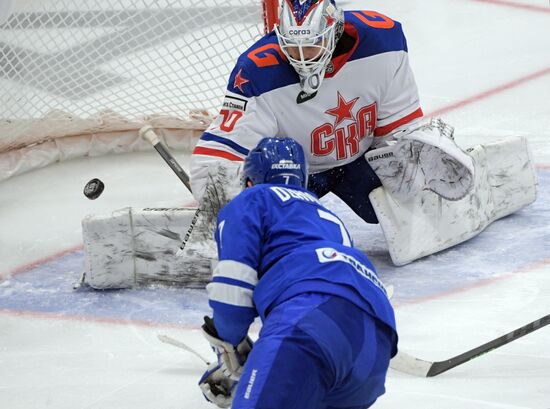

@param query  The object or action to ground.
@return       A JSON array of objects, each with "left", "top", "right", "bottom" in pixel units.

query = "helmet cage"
[
  {"left": 275, "top": 0, "right": 342, "bottom": 94},
  {"left": 275, "top": 23, "right": 335, "bottom": 79}
]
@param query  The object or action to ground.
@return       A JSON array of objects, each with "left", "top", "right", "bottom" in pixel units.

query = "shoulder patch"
[{"left": 222, "top": 95, "right": 248, "bottom": 111}]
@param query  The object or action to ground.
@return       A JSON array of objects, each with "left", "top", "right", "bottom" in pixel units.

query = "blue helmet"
[{"left": 243, "top": 137, "right": 308, "bottom": 188}]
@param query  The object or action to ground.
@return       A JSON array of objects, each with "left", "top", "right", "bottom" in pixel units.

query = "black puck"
[{"left": 83, "top": 178, "right": 105, "bottom": 200}]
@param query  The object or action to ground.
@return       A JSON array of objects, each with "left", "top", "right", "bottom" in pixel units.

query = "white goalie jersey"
[{"left": 190, "top": 10, "right": 425, "bottom": 201}]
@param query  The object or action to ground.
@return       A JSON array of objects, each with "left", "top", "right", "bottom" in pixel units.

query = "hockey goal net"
[{"left": 0, "top": 0, "right": 278, "bottom": 180}]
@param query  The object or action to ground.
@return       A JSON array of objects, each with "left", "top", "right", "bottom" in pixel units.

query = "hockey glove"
[
  {"left": 192, "top": 162, "right": 243, "bottom": 242},
  {"left": 198, "top": 362, "right": 237, "bottom": 408},
  {"left": 201, "top": 316, "right": 253, "bottom": 381}
]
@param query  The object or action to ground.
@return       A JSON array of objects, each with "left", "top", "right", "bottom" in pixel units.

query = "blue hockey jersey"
[{"left": 207, "top": 183, "right": 396, "bottom": 346}]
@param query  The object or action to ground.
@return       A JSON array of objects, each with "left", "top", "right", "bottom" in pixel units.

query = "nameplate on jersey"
[
  {"left": 222, "top": 95, "right": 248, "bottom": 111},
  {"left": 270, "top": 186, "right": 321, "bottom": 204},
  {"left": 316, "top": 247, "right": 388, "bottom": 296}
]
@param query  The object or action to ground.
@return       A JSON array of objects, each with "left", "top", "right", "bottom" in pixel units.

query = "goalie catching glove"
[
  {"left": 201, "top": 316, "right": 253, "bottom": 381},
  {"left": 365, "top": 118, "right": 475, "bottom": 201}
]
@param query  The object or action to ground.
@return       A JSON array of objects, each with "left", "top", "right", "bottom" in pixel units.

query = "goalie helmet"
[
  {"left": 243, "top": 137, "right": 308, "bottom": 188},
  {"left": 275, "top": 0, "right": 344, "bottom": 95}
]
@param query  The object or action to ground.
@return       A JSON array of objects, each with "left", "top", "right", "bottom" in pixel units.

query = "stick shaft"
[
  {"left": 140, "top": 125, "right": 199, "bottom": 251},
  {"left": 390, "top": 313, "right": 550, "bottom": 377},
  {"left": 427, "top": 313, "right": 550, "bottom": 376},
  {"left": 140, "top": 126, "right": 191, "bottom": 192}
]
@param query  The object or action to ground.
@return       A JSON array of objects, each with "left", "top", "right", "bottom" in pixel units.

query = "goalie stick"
[
  {"left": 140, "top": 125, "right": 191, "bottom": 191},
  {"left": 390, "top": 313, "right": 550, "bottom": 377},
  {"left": 139, "top": 125, "right": 200, "bottom": 251}
]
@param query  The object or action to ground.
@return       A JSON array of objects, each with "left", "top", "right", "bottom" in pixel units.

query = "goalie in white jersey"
[
  {"left": 190, "top": 0, "right": 474, "bottom": 224},
  {"left": 187, "top": 0, "right": 535, "bottom": 267}
]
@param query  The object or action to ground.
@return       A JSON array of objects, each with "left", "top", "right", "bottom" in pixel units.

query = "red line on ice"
[
  {"left": 472, "top": 0, "right": 550, "bottom": 13},
  {"left": 396, "top": 257, "right": 550, "bottom": 308},
  {"left": 0, "top": 307, "right": 265, "bottom": 333},
  {"left": 426, "top": 66, "right": 550, "bottom": 118},
  {"left": 0, "top": 308, "right": 199, "bottom": 330},
  {"left": 1, "top": 244, "right": 84, "bottom": 281},
  {"left": 1, "top": 202, "right": 197, "bottom": 281}
]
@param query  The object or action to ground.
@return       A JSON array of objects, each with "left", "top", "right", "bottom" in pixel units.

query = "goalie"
[{"left": 189, "top": 0, "right": 536, "bottom": 265}]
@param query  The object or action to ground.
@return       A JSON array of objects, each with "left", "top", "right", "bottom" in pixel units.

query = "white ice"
[{"left": 1, "top": 0, "right": 550, "bottom": 408}]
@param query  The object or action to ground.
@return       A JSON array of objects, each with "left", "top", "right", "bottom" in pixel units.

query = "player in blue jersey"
[{"left": 198, "top": 137, "right": 397, "bottom": 409}]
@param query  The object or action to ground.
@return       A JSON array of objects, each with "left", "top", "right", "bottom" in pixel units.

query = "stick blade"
[
  {"left": 157, "top": 334, "right": 211, "bottom": 365},
  {"left": 390, "top": 350, "right": 433, "bottom": 377}
]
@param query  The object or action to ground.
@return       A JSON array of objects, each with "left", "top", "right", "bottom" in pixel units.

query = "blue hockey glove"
[
  {"left": 201, "top": 316, "right": 253, "bottom": 381},
  {"left": 198, "top": 362, "right": 237, "bottom": 408}
]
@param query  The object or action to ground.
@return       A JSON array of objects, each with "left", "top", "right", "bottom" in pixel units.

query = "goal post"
[{"left": 0, "top": 0, "right": 279, "bottom": 181}]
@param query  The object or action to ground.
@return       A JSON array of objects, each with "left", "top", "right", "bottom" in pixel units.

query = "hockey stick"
[
  {"left": 139, "top": 125, "right": 200, "bottom": 251},
  {"left": 140, "top": 125, "right": 191, "bottom": 191},
  {"left": 158, "top": 334, "right": 211, "bottom": 365},
  {"left": 390, "top": 313, "right": 550, "bottom": 377}
]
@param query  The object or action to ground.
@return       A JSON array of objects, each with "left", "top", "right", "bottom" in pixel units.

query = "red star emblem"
[
  {"left": 325, "top": 92, "right": 359, "bottom": 126},
  {"left": 324, "top": 14, "right": 335, "bottom": 26},
  {"left": 233, "top": 69, "right": 249, "bottom": 93}
]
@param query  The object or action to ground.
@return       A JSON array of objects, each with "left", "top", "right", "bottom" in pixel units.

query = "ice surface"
[{"left": 1, "top": 0, "right": 549, "bottom": 408}]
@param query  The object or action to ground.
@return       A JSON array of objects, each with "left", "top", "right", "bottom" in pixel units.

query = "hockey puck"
[{"left": 83, "top": 178, "right": 105, "bottom": 200}]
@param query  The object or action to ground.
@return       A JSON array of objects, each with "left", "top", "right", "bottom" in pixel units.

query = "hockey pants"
[{"left": 231, "top": 293, "right": 394, "bottom": 409}]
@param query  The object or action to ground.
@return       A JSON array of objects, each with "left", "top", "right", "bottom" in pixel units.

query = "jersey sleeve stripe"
[
  {"left": 200, "top": 132, "right": 250, "bottom": 156},
  {"left": 374, "top": 107, "right": 423, "bottom": 137},
  {"left": 209, "top": 300, "right": 257, "bottom": 345},
  {"left": 206, "top": 281, "right": 254, "bottom": 308},
  {"left": 192, "top": 146, "right": 244, "bottom": 161},
  {"left": 212, "top": 276, "right": 255, "bottom": 291},
  {"left": 213, "top": 260, "right": 259, "bottom": 286}
]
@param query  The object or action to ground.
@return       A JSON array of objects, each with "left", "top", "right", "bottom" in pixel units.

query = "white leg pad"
[
  {"left": 81, "top": 207, "right": 215, "bottom": 289},
  {"left": 369, "top": 136, "right": 538, "bottom": 266}
]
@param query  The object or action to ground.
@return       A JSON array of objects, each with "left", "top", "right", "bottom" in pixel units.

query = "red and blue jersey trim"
[
  {"left": 193, "top": 132, "right": 249, "bottom": 161},
  {"left": 374, "top": 107, "right": 424, "bottom": 137}
]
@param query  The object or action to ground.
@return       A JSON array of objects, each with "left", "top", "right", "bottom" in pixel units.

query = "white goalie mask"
[{"left": 275, "top": 0, "right": 344, "bottom": 95}]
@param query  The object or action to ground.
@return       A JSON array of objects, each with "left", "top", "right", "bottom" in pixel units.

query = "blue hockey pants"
[{"left": 231, "top": 293, "right": 395, "bottom": 409}]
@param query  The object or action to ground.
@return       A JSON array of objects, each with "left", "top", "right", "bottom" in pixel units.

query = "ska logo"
[{"left": 311, "top": 92, "right": 377, "bottom": 160}]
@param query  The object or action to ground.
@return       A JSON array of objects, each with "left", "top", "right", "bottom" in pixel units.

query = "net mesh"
[{"left": 0, "top": 0, "right": 267, "bottom": 153}]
